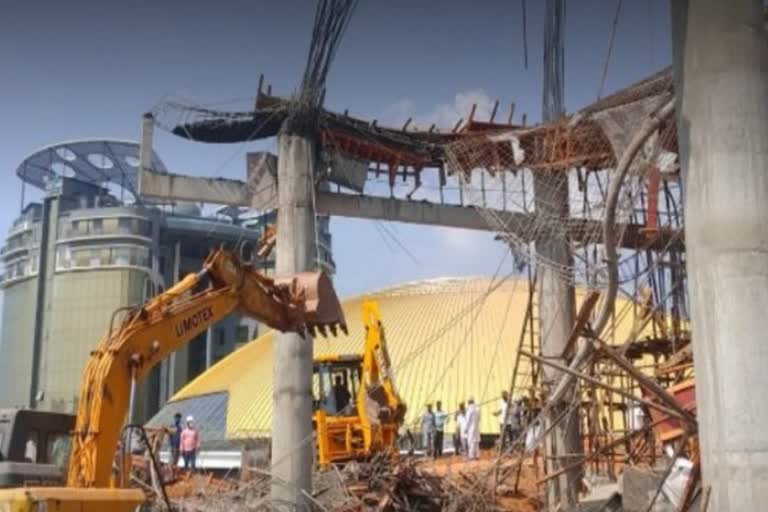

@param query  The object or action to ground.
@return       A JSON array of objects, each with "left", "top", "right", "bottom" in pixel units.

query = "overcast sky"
[{"left": 0, "top": 0, "right": 672, "bottom": 299}]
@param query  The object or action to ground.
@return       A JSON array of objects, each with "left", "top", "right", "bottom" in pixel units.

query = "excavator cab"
[
  {"left": 312, "top": 355, "right": 371, "bottom": 466},
  {"left": 313, "top": 356, "right": 363, "bottom": 417},
  {"left": 0, "top": 409, "right": 75, "bottom": 488}
]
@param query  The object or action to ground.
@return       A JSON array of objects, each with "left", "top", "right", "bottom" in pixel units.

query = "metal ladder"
[{"left": 508, "top": 271, "right": 540, "bottom": 402}]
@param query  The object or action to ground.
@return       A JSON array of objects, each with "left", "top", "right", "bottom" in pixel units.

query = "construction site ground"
[
  {"left": 159, "top": 449, "right": 542, "bottom": 511},
  {"left": 415, "top": 451, "right": 542, "bottom": 512}
]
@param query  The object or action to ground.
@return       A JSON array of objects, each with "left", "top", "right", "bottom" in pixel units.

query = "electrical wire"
[
  {"left": 521, "top": 0, "right": 529, "bottom": 70},
  {"left": 598, "top": 0, "right": 624, "bottom": 100},
  {"left": 376, "top": 221, "right": 421, "bottom": 265}
]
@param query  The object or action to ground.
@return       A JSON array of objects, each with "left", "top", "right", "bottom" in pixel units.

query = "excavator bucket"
[
  {"left": 274, "top": 271, "right": 348, "bottom": 336},
  {"left": 205, "top": 248, "right": 346, "bottom": 335}
]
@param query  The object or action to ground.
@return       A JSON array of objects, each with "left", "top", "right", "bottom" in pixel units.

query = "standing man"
[
  {"left": 507, "top": 399, "right": 523, "bottom": 451},
  {"left": 519, "top": 396, "right": 531, "bottom": 428},
  {"left": 494, "top": 391, "right": 512, "bottom": 449},
  {"left": 454, "top": 402, "right": 468, "bottom": 456},
  {"left": 433, "top": 401, "right": 448, "bottom": 458},
  {"left": 168, "top": 412, "right": 183, "bottom": 468},
  {"left": 180, "top": 415, "right": 201, "bottom": 470},
  {"left": 420, "top": 404, "right": 436, "bottom": 456},
  {"left": 332, "top": 375, "right": 352, "bottom": 414},
  {"left": 466, "top": 397, "right": 481, "bottom": 461}
]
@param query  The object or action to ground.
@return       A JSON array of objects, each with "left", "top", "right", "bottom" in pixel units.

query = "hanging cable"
[
  {"left": 597, "top": 0, "right": 624, "bottom": 100},
  {"left": 376, "top": 221, "right": 421, "bottom": 265},
  {"left": 297, "top": 0, "right": 359, "bottom": 111},
  {"left": 521, "top": 0, "right": 529, "bottom": 70}
]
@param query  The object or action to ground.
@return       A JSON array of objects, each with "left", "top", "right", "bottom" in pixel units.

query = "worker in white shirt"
[
  {"left": 465, "top": 397, "right": 481, "bottom": 460},
  {"left": 494, "top": 390, "right": 513, "bottom": 450}
]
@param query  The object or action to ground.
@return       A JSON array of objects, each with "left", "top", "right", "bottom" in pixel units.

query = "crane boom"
[{"left": 67, "top": 248, "right": 345, "bottom": 488}]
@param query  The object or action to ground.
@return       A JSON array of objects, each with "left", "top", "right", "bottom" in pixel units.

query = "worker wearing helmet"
[{"left": 180, "top": 415, "right": 201, "bottom": 470}]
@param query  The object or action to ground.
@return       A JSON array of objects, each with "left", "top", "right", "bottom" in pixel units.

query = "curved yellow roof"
[{"left": 168, "top": 277, "right": 650, "bottom": 438}]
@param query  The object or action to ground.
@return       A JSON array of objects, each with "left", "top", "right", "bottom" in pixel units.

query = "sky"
[{"left": 0, "top": 0, "right": 673, "bottom": 300}]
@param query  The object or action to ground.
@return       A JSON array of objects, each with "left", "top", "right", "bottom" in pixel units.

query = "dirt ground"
[{"left": 415, "top": 450, "right": 542, "bottom": 512}]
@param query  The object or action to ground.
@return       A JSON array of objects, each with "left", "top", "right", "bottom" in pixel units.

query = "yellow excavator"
[
  {"left": 0, "top": 247, "right": 346, "bottom": 512},
  {"left": 313, "top": 300, "right": 406, "bottom": 467}
]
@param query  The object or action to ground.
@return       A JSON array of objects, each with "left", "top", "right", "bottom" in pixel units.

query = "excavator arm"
[
  {"left": 357, "top": 301, "right": 406, "bottom": 450},
  {"left": 68, "top": 248, "right": 346, "bottom": 488},
  {"left": 360, "top": 301, "right": 404, "bottom": 420}
]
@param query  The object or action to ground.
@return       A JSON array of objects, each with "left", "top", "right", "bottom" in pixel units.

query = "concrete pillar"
[
  {"left": 672, "top": 1, "right": 768, "bottom": 510},
  {"left": 29, "top": 193, "right": 57, "bottom": 409},
  {"left": 534, "top": 172, "right": 579, "bottom": 508},
  {"left": 168, "top": 240, "right": 181, "bottom": 395},
  {"left": 270, "top": 134, "right": 317, "bottom": 505},
  {"left": 537, "top": 1, "right": 580, "bottom": 508},
  {"left": 205, "top": 327, "right": 213, "bottom": 369},
  {"left": 138, "top": 113, "right": 154, "bottom": 198}
]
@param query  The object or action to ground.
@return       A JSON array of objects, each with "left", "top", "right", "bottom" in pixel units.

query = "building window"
[
  {"left": 4, "top": 230, "right": 35, "bottom": 253},
  {"left": 103, "top": 218, "right": 119, "bottom": 234},
  {"left": 117, "top": 217, "right": 131, "bottom": 234},
  {"left": 56, "top": 247, "right": 71, "bottom": 270},
  {"left": 91, "top": 218, "right": 103, "bottom": 235},
  {"left": 236, "top": 325, "right": 250, "bottom": 344},
  {"left": 217, "top": 328, "right": 227, "bottom": 347},
  {"left": 55, "top": 244, "right": 150, "bottom": 271},
  {"left": 113, "top": 247, "right": 131, "bottom": 266},
  {"left": 1, "top": 255, "right": 37, "bottom": 282},
  {"left": 90, "top": 247, "right": 109, "bottom": 267},
  {"left": 74, "top": 248, "right": 90, "bottom": 268},
  {"left": 60, "top": 216, "right": 151, "bottom": 239}
]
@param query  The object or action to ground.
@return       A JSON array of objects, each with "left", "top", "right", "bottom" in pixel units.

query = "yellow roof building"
[{"left": 149, "top": 276, "right": 651, "bottom": 443}]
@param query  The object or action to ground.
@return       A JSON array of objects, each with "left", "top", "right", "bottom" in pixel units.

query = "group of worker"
[
  {"left": 420, "top": 391, "right": 530, "bottom": 460},
  {"left": 167, "top": 413, "right": 202, "bottom": 470},
  {"left": 420, "top": 397, "right": 482, "bottom": 460},
  {"left": 494, "top": 390, "right": 530, "bottom": 451}
]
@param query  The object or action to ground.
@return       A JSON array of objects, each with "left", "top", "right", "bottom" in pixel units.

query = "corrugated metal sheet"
[{"left": 163, "top": 277, "right": 651, "bottom": 441}]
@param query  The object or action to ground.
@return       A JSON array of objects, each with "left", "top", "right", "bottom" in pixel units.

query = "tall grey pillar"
[
  {"left": 205, "top": 327, "right": 213, "bottom": 369},
  {"left": 270, "top": 134, "right": 317, "bottom": 505},
  {"left": 534, "top": 169, "right": 580, "bottom": 510},
  {"left": 672, "top": 1, "right": 768, "bottom": 510},
  {"left": 535, "top": 173, "right": 579, "bottom": 509},
  {"left": 537, "top": 0, "right": 580, "bottom": 509},
  {"left": 138, "top": 113, "right": 154, "bottom": 197}
]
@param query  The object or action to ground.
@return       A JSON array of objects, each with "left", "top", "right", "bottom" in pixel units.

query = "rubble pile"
[
  {"left": 150, "top": 453, "right": 539, "bottom": 511},
  {"left": 315, "top": 458, "right": 500, "bottom": 511}
]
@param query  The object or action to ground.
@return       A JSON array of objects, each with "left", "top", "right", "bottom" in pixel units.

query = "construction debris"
[
  {"left": 321, "top": 458, "right": 498, "bottom": 511},
  {"left": 150, "top": 452, "right": 542, "bottom": 512}
]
